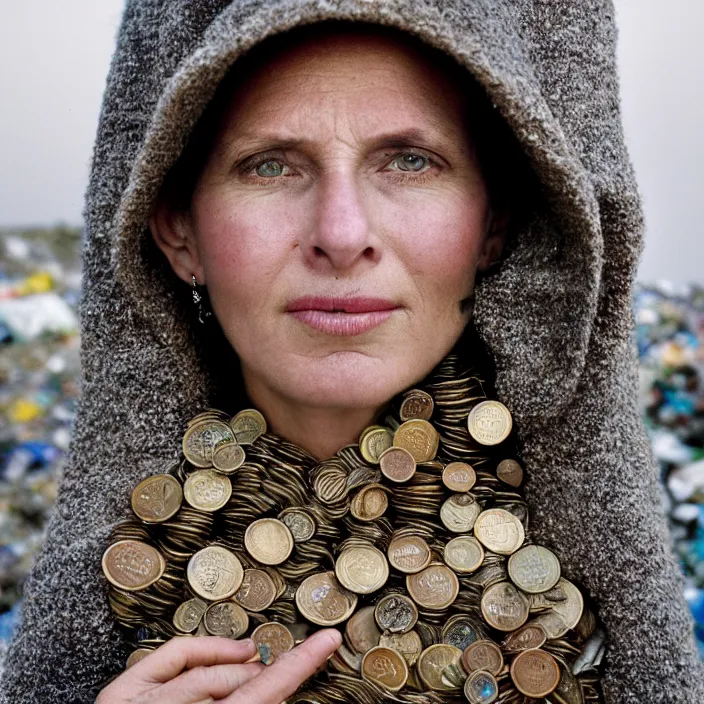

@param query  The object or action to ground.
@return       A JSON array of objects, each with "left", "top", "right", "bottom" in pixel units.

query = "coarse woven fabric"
[{"left": 2, "top": 1, "right": 702, "bottom": 702}]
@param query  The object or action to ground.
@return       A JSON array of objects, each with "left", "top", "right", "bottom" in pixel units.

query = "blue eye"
[
  {"left": 255, "top": 160, "right": 285, "bottom": 177},
  {"left": 392, "top": 153, "right": 430, "bottom": 172}
]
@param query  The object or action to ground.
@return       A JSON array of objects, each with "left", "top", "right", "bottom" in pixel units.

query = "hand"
[{"left": 96, "top": 629, "right": 342, "bottom": 704}]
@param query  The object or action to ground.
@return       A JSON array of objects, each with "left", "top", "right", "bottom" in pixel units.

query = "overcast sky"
[{"left": 1, "top": 0, "right": 702, "bottom": 283}]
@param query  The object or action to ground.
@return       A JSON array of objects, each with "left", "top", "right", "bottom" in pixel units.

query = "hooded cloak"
[{"left": 1, "top": 1, "right": 702, "bottom": 702}]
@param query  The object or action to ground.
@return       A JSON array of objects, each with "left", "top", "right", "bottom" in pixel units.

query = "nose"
[{"left": 303, "top": 170, "right": 378, "bottom": 272}]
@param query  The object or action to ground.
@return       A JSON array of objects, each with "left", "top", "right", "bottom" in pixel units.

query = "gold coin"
[
  {"left": 510, "top": 649, "right": 560, "bottom": 698},
  {"left": 464, "top": 670, "right": 499, "bottom": 704},
  {"left": 393, "top": 420, "right": 439, "bottom": 462},
  {"left": 130, "top": 474, "right": 183, "bottom": 523},
  {"left": 345, "top": 605, "right": 381, "bottom": 654},
  {"left": 102, "top": 540, "right": 166, "bottom": 592},
  {"left": 387, "top": 534, "right": 432, "bottom": 574},
  {"left": 251, "top": 622, "right": 295, "bottom": 665},
  {"left": 406, "top": 563, "right": 459, "bottom": 610},
  {"left": 359, "top": 427, "right": 394, "bottom": 464},
  {"left": 295, "top": 571, "right": 358, "bottom": 626},
  {"left": 441, "top": 462, "right": 476, "bottom": 492},
  {"left": 473, "top": 508, "right": 525, "bottom": 555},
  {"left": 361, "top": 646, "right": 409, "bottom": 692},
  {"left": 212, "top": 442, "right": 246, "bottom": 474},
  {"left": 233, "top": 569, "right": 277, "bottom": 611},
  {"left": 461, "top": 640, "right": 504, "bottom": 676},
  {"left": 350, "top": 484, "right": 388, "bottom": 521},
  {"left": 501, "top": 623, "right": 547, "bottom": 652},
  {"left": 374, "top": 593, "right": 418, "bottom": 634},
  {"left": 440, "top": 494, "right": 481, "bottom": 533},
  {"left": 378, "top": 630, "right": 422, "bottom": 666},
  {"left": 508, "top": 545, "right": 561, "bottom": 594},
  {"left": 125, "top": 649, "right": 152, "bottom": 669},
  {"left": 417, "top": 644, "right": 463, "bottom": 691},
  {"left": 496, "top": 459, "right": 523, "bottom": 487},
  {"left": 480, "top": 581, "right": 530, "bottom": 631},
  {"left": 230, "top": 409, "right": 267, "bottom": 445},
  {"left": 467, "top": 400, "right": 512, "bottom": 446},
  {"left": 443, "top": 535, "right": 485, "bottom": 574},
  {"left": 172, "top": 597, "right": 207, "bottom": 633},
  {"left": 183, "top": 419, "right": 235, "bottom": 467},
  {"left": 187, "top": 546, "right": 244, "bottom": 601},
  {"left": 183, "top": 469, "right": 232, "bottom": 512},
  {"left": 399, "top": 390, "right": 434, "bottom": 421},
  {"left": 379, "top": 447, "right": 417, "bottom": 483},
  {"left": 204, "top": 601, "right": 249, "bottom": 638},
  {"left": 244, "top": 518, "right": 294, "bottom": 565},
  {"left": 335, "top": 544, "right": 389, "bottom": 594},
  {"left": 278, "top": 508, "right": 316, "bottom": 542},
  {"left": 530, "top": 578, "right": 584, "bottom": 630}
]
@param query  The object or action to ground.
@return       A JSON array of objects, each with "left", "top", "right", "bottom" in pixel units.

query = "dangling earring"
[{"left": 191, "top": 275, "right": 212, "bottom": 324}]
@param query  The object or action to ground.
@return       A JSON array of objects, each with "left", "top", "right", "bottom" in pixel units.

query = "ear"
[
  {"left": 149, "top": 199, "right": 205, "bottom": 285},
  {"left": 477, "top": 207, "right": 509, "bottom": 271}
]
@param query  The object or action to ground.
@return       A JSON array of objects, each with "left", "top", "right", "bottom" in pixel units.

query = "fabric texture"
[{"left": 2, "top": 1, "right": 702, "bottom": 701}]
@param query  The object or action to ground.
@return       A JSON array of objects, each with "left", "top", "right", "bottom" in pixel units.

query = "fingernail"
[
  {"left": 241, "top": 638, "right": 255, "bottom": 648},
  {"left": 314, "top": 629, "right": 342, "bottom": 648}
]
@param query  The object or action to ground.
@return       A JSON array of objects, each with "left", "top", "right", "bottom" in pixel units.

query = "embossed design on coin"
[
  {"left": 444, "top": 535, "right": 485, "bottom": 574},
  {"left": 360, "top": 427, "right": 394, "bottom": 464},
  {"left": 350, "top": 484, "right": 388, "bottom": 521},
  {"left": 406, "top": 563, "right": 459, "bottom": 609},
  {"left": 496, "top": 458, "right": 523, "bottom": 487},
  {"left": 244, "top": 518, "right": 293, "bottom": 565},
  {"left": 361, "top": 646, "right": 409, "bottom": 692},
  {"left": 473, "top": 508, "right": 525, "bottom": 555},
  {"left": 102, "top": 540, "right": 166, "bottom": 592},
  {"left": 481, "top": 581, "right": 530, "bottom": 631},
  {"left": 462, "top": 640, "right": 504, "bottom": 676},
  {"left": 510, "top": 649, "right": 560, "bottom": 698},
  {"left": 233, "top": 569, "right": 277, "bottom": 611},
  {"left": 279, "top": 508, "right": 316, "bottom": 542},
  {"left": 183, "top": 469, "right": 232, "bottom": 512},
  {"left": 508, "top": 545, "right": 561, "bottom": 594},
  {"left": 296, "top": 571, "right": 358, "bottom": 626},
  {"left": 502, "top": 623, "right": 547, "bottom": 652},
  {"left": 379, "top": 630, "right": 423, "bottom": 666},
  {"left": 387, "top": 534, "right": 432, "bottom": 574},
  {"left": 173, "top": 597, "right": 207, "bottom": 633},
  {"left": 345, "top": 606, "right": 381, "bottom": 654},
  {"left": 230, "top": 409, "right": 267, "bottom": 445},
  {"left": 464, "top": 670, "right": 499, "bottom": 704},
  {"left": 393, "top": 419, "right": 439, "bottom": 462},
  {"left": 187, "top": 546, "right": 244, "bottom": 601},
  {"left": 204, "top": 601, "right": 249, "bottom": 638},
  {"left": 442, "top": 615, "right": 480, "bottom": 651},
  {"left": 440, "top": 494, "right": 481, "bottom": 533},
  {"left": 379, "top": 447, "right": 417, "bottom": 483},
  {"left": 442, "top": 462, "right": 476, "bottom": 492},
  {"left": 251, "top": 622, "right": 295, "bottom": 665},
  {"left": 417, "top": 644, "right": 463, "bottom": 691},
  {"left": 131, "top": 474, "right": 182, "bottom": 523},
  {"left": 212, "top": 442, "right": 246, "bottom": 474},
  {"left": 399, "top": 390, "right": 434, "bottom": 421},
  {"left": 374, "top": 593, "right": 418, "bottom": 634},
  {"left": 335, "top": 544, "right": 389, "bottom": 594},
  {"left": 183, "top": 419, "right": 235, "bottom": 467},
  {"left": 467, "top": 400, "right": 512, "bottom": 446}
]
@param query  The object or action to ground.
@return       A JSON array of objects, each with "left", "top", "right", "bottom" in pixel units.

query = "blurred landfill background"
[{"left": 0, "top": 227, "right": 703, "bottom": 662}]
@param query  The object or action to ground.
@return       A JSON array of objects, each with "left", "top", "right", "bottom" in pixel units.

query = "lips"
[{"left": 286, "top": 297, "right": 399, "bottom": 336}]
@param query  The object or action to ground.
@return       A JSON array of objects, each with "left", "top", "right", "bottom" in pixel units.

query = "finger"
[
  {"left": 128, "top": 636, "right": 257, "bottom": 683},
  {"left": 225, "top": 629, "right": 342, "bottom": 704},
  {"left": 156, "top": 662, "right": 265, "bottom": 703}
]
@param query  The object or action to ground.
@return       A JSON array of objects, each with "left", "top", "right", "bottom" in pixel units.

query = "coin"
[
  {"left": 230, "top": 409, "right": 267, "bottom": 445},
  {"left": 125, "top": 649, "right": 152, "bottom": 669},
  {"left": 444, "top": 536, "right": 485, "bottom": 574},
  {"left": 379, "top": 630, "right": 423, "bottom": 666},
  {"left": 278, "top": 508, "right": 316, "bottom": 542},
  {"left": 393, "top": 420, "right": 439, "bottom": 462},
  {"left": 233, "top": 569, "right": 277, "bottom": 611},
  {"left": 335, "top": 544, "right": 389, "bottom": 594},
  {"left": 204, "top": 601, "right": 249, "bottom": 638},
  {"left": 244, "top": 518, "right": 294, "bottom": 565},
  {"left": 374, "top": 593, "right": 418, "bottom": 634},
  {"left": 461, "top": 640, "right": 504, "bottom": 676},
  {"left": 359, "top": 427, "right": 394, "bottom": 464},
  {"left": 510, "top": 649, "right": 560, "bottom": 697},
  {"left": 508, "top": 545, "right": 561, "bottom": 594},
  {"left": 350, "top": 484, "right": 388, "bottom": 521},
  {"left": 440, "top": 494, "right": 481, "bottom": 533},
  {"left": 467, "top": 400, "right": 512, "bottom": 446},
  {"left": 442, "top": 462, "right": 476, "bottom": 492},
  {"left": 407, "top": 563, "right": 459, "bottom": 609},
  {"left": 172, "top": 597, "right": 207, "bottom": 633},
  {"left": 480, "top": 581, "right": 530, "bottom": 631},
  {"left": 295, "top": 571, "right": 358, "bottom": 626},
  {"left": 417, "top": 644, "right": 463, "bottom": 691},
  {"left": 251, "top": 622, "right": 295, "bottom": 665},
  {"left": 501, "top": 623, "right": 547, "bottom": 652},
  {"left": 131, "top": 474, "right": 183, "bottom": 523},
  {"left": 345, "top": 605, "right": 381, "bottom": 654},
  {"left": 399, "top": 390, "right": 434, "bottom": 421},
  {"left": 473, "top": 509, "right": 525, "bottom": 555},
  {"left": 387, "top": 534, "right": 432, "bottom": 574},
  {"left": 442, "top": 615, "right": 481, "bottom": 651},
  {"left": 379, "top": 447, "right": 417, "bottom": 483},
  {"left": 212, "top": 442, "right": 246, "bottom": 474},
  {"left": 187, "top": 546, "right": 244, "bottom": 601},
  {"left": 183, "top": 469, "right": 232, "bottom": 512},
  {"left": 530, "top": 578, "right": 584, "bottom": 630},
  {"left": 183, "top": 419, "right": 235, "bottom": 467},
  {"left": 496, "top": 459, "right": 523, "bottom": 487},
  {"left": 102, "top": 540, "right": 166, "bottom": 592},
  {"left": 361, "top": 646, "right": 408, "bottom": 692},
  {"left": 464, "top": 670, "right": 499, "bottom": 704},
  {"left": 529, "top": 611, "right": 570, "bottom": 639}
]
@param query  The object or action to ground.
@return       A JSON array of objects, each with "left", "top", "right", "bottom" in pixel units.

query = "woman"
[{"left": 1, "top": 1, "right": 702, "bottom": 703}]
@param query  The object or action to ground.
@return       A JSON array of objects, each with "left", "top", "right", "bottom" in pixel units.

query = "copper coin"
[
  {"left": 480, "top": 581, "right": 530, "bottom": 631},
  {"left": 295, "top": 571, "right": 358, "bottom": 626},
  {"left": 361, "top": 646, "right": 409, "bottom": 692},
  {"left": 399, "top": 390, "right": 434, "bottom": 421},
  {"left": 407, "top": 563, "right": 459, "bottom": 610},
  {"left": 444, "top": 535, "right": 485, "bottom": 574},
  {"left": 508, "top": 545, "right": 561, "bottom": 594},
  {"left": 183, "top": 469, "right": 232, "bottom": 512},
  {"left": 131, "top": 474, "right": 183, "bottom": 523},
  {"left": 233, "top": 569, "right": 278, "bottom": 611},
  {"left": 230, "top": 409, "right": 267, "bottom": 445},
  {"left": 510, "top": 649, "right": 560, "bottom": 697},
  {"left": 345, "top": 605, "right": 381, "bottom": 654},
  {"left": 251, "top": 622, "right": 295, "bottom": 665},
  {"left": 393, "top": 419, "right": 439, "bottom": 462},
  {"left": 350, "top": 484, "right": 388, "bottom": 521},
  {"left": 496, "top": 459, "right": 523, "bottom": 487},
  {"left": 212, "top": 442, "right": 246, "bottom": 474},
  {"left": 359, "top": 427, "right": 394, "bottom": 464},
  {"left": 467, "top": 400, "right": 512, "bottom": 446},
  {"left": 183, "top": 419, "right": 235, "bottom": 467},
  {"left": 417, "top": 644, "right": 463, "bottom": 691},
  {"left": 462, "top": 640, "right": 504, "bottom": 676},
  {"left": 172, "top": 597, "right": 207, "bottom": 633},
  {"left": 278, "top": 508, "right": 316, "bottom": 542},
  {"left": 379, "top": 630, "right": 423, "bottom": 666},
  {"left": 501, "top": 623, "right": 547, "bottom": 652},
  {"left": 244, "top": 518, "right": 294, "bottom": 565},
  {"left": 125, "top": 649, "right": 152, "bottom": 669},
  {"left": 335, "top": 544, "right": 389, "bottom": 594},
  {"left": 379, "top": 447, "right": 417, "bottom": 483},
  {"left": 387, "top": 534, "right": 432, "bottom": 574},
  {"left": 442, "top": 462, "right": 476, "bottom": 492},
  {"left": 473, "top": 508, "right": 525, "bottom": 555},
  {"left": 187, "top": 546, "right": 244, "bottom": 601},
  {"left": 204, "top": 601, "right": 249, "bottom": 638},
  {"left": 102, "top": 540, "right": 166, "bottom": 592},
  {"left": 464, "top": 670, "right": 499, "bottom": 704},
  {"left": 440, "top": 494, "right": 481, "bottom": 533},
  {"left": 374, "top": 593, "right": 418, "bottom": 634}
]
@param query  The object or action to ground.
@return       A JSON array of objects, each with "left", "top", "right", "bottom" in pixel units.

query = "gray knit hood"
[{"left": 1, "top": 1, "right": 702, "bottom": 702}]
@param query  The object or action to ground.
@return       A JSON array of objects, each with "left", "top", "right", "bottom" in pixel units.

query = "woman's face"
[{"left": 157, "top": 31, "right": 504, "bottom": 413}]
